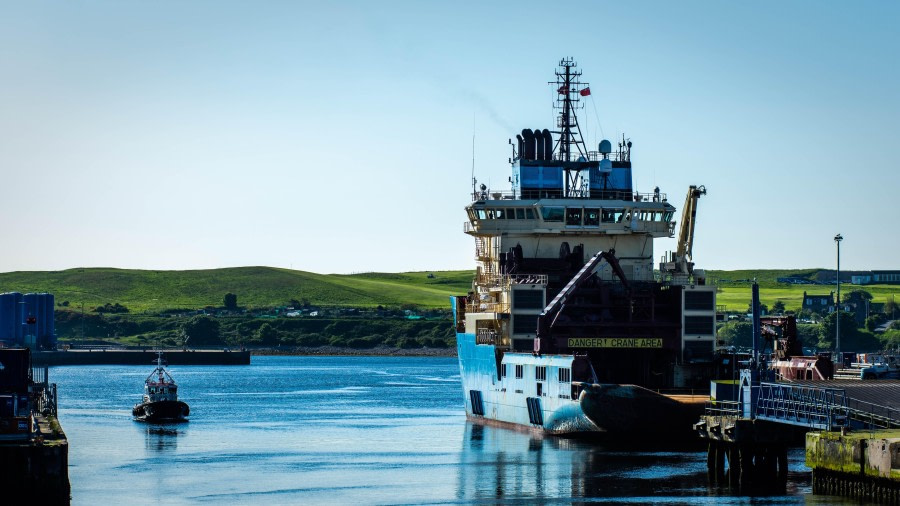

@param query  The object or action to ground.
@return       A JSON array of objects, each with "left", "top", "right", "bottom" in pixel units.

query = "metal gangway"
[{"left": 747, "top": 382, "right": 900, "bottom": 431}]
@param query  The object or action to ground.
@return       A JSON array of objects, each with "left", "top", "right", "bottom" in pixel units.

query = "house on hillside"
[{"left": 803, "top": 291, "right": 834, "bottom": 314}]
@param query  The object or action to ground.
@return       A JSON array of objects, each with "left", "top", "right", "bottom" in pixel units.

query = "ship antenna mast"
[
  {"left": 470, "top": 114, "right": 479, "bottom": 201},
  {"left": 552, "top": 58, "right": 589, "bottom": 161},
  {"left": 551, "top": 57, "right": 590, "bottom": 196}
]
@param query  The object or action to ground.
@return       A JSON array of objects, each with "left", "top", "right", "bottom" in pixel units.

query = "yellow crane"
[{"left": 662, "top": 185, "right": 706, "bottom": 280}]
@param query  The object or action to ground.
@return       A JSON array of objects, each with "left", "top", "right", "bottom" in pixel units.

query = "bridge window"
[
  {"left": 536, "top": 366, "right": 546, "bottom": 381},
  {"left": 602, "top": 208, "right": 624, "bottom": 223},
  {"left": 495, "top": 209, "right": 506, "bottom": 219},
  {"left": 476, "top": 209, "right": 487, "bottom": 219},
  {"left": 541, "top": 207, "right": 564, "bottom": 222},
  {"left": 558, "top": 368, "right": 571, "bottom": 383},
  {"left": 516, "top": 208, "right": 525, "bottom": 219},
  {"left": 515, "top": 364, "right": 524, "bottom": 379},
  {"left": 566, "top": 208, "right": 582, "bottom": 226},
  {"left": 525, "top": 208, "right": 535, "bottom": 219},
  {"left": 584, "top": 208, "right": 599, "bottom": 226}
]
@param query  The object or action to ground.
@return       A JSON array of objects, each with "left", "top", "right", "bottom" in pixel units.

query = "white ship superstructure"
[{"left": 452, "top": 58, "right": 716, "bottom": 437}]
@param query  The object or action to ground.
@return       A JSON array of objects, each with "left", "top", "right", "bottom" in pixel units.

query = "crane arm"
[{"left": 674, "top": 185, "right": 706, "bottom": 272}]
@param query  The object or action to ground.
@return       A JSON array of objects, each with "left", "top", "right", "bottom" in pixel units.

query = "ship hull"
[
  {"left": 578, "top": 383, "right": 704, "bottom": 440},
  {"left": 132, "top": 400, "right": 190, "bottom": 422},
  {"left": 457, "top": 330, "right": 703, "bottom": 439}
]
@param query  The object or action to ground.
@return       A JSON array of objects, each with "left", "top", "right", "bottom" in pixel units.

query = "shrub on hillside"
[
  {"left": 347, "top": 337, "right": 377, "bottom": 349},
  {"left": 94, "top": 303, "right": 129, "bottom": 314},
  {"left": 396, "top": 337, "right": 420, "bottom": 349},
  {"left": 255, "top": 323, "right": 279, "bottom": 345},
  {"left": 182, "top": 315, "right": 222, "bottom": 345},
  {"left": 879, "top": 329, "right": 900, "bottom": 349}
]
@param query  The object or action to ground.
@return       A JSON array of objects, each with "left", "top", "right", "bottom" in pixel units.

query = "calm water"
[{"left": 53, "top": 356, "right": 849, "bottom": 504}]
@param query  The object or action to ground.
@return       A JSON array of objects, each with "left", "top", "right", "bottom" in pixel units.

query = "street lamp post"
[{"left": 834, "top": 233, "right": 843, "bottom": 359}]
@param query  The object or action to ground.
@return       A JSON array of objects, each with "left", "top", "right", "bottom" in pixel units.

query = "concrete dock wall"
[
  {"left": 32, "top": 349, "right": 250, "bottom": 366},
  {"left": 0, "top": 416, "right": 70, "bottom": 503},
  {"left": 807, "top": 430, "right": 900, "bottom": 503}
]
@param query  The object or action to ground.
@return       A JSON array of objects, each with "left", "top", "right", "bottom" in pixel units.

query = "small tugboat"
[{"left": 132, "top": 352, "right": 190, "bottom": 422}]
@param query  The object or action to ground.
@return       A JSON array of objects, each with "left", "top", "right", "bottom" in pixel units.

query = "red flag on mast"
[{"left": 580, "top": 87, "right": 591, "bottom": 97}]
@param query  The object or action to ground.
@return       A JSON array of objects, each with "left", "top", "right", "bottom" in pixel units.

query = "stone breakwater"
[{"left": 250, "top": 345, "right": 456, "bottom": 357}]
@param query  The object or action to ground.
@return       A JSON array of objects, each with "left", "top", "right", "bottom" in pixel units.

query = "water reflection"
[
  {"left": 457, "top": 422, "right": 718, "bottom": 503},
  {"left": 143, "top": 425, "right": 181, "bottom": 453}
]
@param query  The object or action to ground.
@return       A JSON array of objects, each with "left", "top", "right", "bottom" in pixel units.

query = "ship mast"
[
  {"left": 552, "top": 58, "right": 588, "bottom": 161},
  {"left": 551, "top": 58, "right": 590, "bottom": 196}
]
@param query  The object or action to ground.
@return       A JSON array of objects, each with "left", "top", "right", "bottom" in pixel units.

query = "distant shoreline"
[{"left": 249, "top": 345, "right": 457, "bottom": 357}]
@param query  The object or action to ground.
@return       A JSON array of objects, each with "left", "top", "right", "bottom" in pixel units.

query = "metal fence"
[
  {"left": 704, "top": 399, "right": 743, "bottom": 417},
  {"left": 755, "top": 382, "right": 849, "bottom": 430},
  {"left": 31, "top": 365, "right": 57, "bottom": 417},
  {"left": 845, "top": 396, "right": 900, "bottom": 429}
]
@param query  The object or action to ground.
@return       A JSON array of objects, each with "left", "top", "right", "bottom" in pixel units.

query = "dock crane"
[{"left": 661, "top": 185, "right": 706, "bottom": 281}]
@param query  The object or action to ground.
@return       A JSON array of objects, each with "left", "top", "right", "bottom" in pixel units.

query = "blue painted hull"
[
  {"left": 456, "top": 329, "right": 704, "bottom": 437},
  {"left": 456, "top": 330, "right": 599, "bottom": 434}
]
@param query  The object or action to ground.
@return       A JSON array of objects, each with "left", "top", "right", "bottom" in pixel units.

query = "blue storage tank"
[
  {"left": 22, "top": 293, "right": 40, "bottom": 346},
  {"left": 23, "top": 293, "right": 55, "bottom": 350},
  {"left": 44, "top": 293, "right": 56, "bottom": 349},
  {"left": 0, "top": 292, "right": 24, "bottom": 344}
]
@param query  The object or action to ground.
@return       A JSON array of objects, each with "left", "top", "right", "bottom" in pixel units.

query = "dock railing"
[
  {"left": 704, "top": 399, "right": 742, "bottom": 417},
  {"left": 845, "top": 397, "right": 900, "bottom": 429},
  {"left": 755, "top": 382, "right": 849, "bottom": 430},
  {"left": 31, "top": 364, "right": 58, "bottom": 417}
]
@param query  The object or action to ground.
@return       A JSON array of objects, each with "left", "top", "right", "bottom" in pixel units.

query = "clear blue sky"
[{"left": 1, "top": 1, "right": 897, "bottom": 274}]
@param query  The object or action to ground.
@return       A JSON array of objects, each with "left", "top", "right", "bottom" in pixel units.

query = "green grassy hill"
[
  {"left": 0, "top": 267, "right": 474, "bottom": 312},
  {"left": 706, "top": 269, "right": 898, "bottom": 314},
  {"left": 0, "top": 266, "right": 895, "bottom": 315}
]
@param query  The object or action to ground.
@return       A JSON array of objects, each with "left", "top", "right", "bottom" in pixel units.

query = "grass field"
[
  {"left": 0, "top": 267, "right": 895, "bottom": 314},
  {"left": 706, "top": 269, "right": 899, "bottom": 314},
  {"left": 0, "top": 267, "right": 474, "bottom": 312}
]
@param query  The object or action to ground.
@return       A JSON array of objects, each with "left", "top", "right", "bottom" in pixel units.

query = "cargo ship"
[{"left": 452, "top": 58, "right": 717, "bottom": 438}]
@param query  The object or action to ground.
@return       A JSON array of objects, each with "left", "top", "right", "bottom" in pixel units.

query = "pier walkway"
[{"left": 696, "top": 376, "right": 900, "bottom": 501}]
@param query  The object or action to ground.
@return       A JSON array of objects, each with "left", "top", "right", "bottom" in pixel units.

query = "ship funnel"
[
  {"left": 535, "top": 128, "right": 545, "bottom": 161},
  {"left": 522, "top": 129, "right": 536, "bottom": 160},
  {"left": 516, "top": 135, "right": 524, "bottom": 159},
  {"left": 542, "top": 129, "right": 553, "bottom": 160}
]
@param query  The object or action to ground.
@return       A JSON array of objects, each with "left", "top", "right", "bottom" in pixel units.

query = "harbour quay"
[
  {"left": 0, "top": 349, "right": 70, "bottom": 503},
  {"left": 32, "top": 348, "right": 250, "bottom": 366},
  {"left": 807, "top": 430, "right": 900, "bottom": 504}
]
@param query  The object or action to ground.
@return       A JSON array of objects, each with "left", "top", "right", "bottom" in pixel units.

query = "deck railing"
[
  {"left": 755, "top": 382, "right": 849, "bottom": 430},
  {"left": 31, "top": 365, "right": 57, "bottom": 417},
  {"left": 845, "top": 396, "right": 900, "bottom": 429}
]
